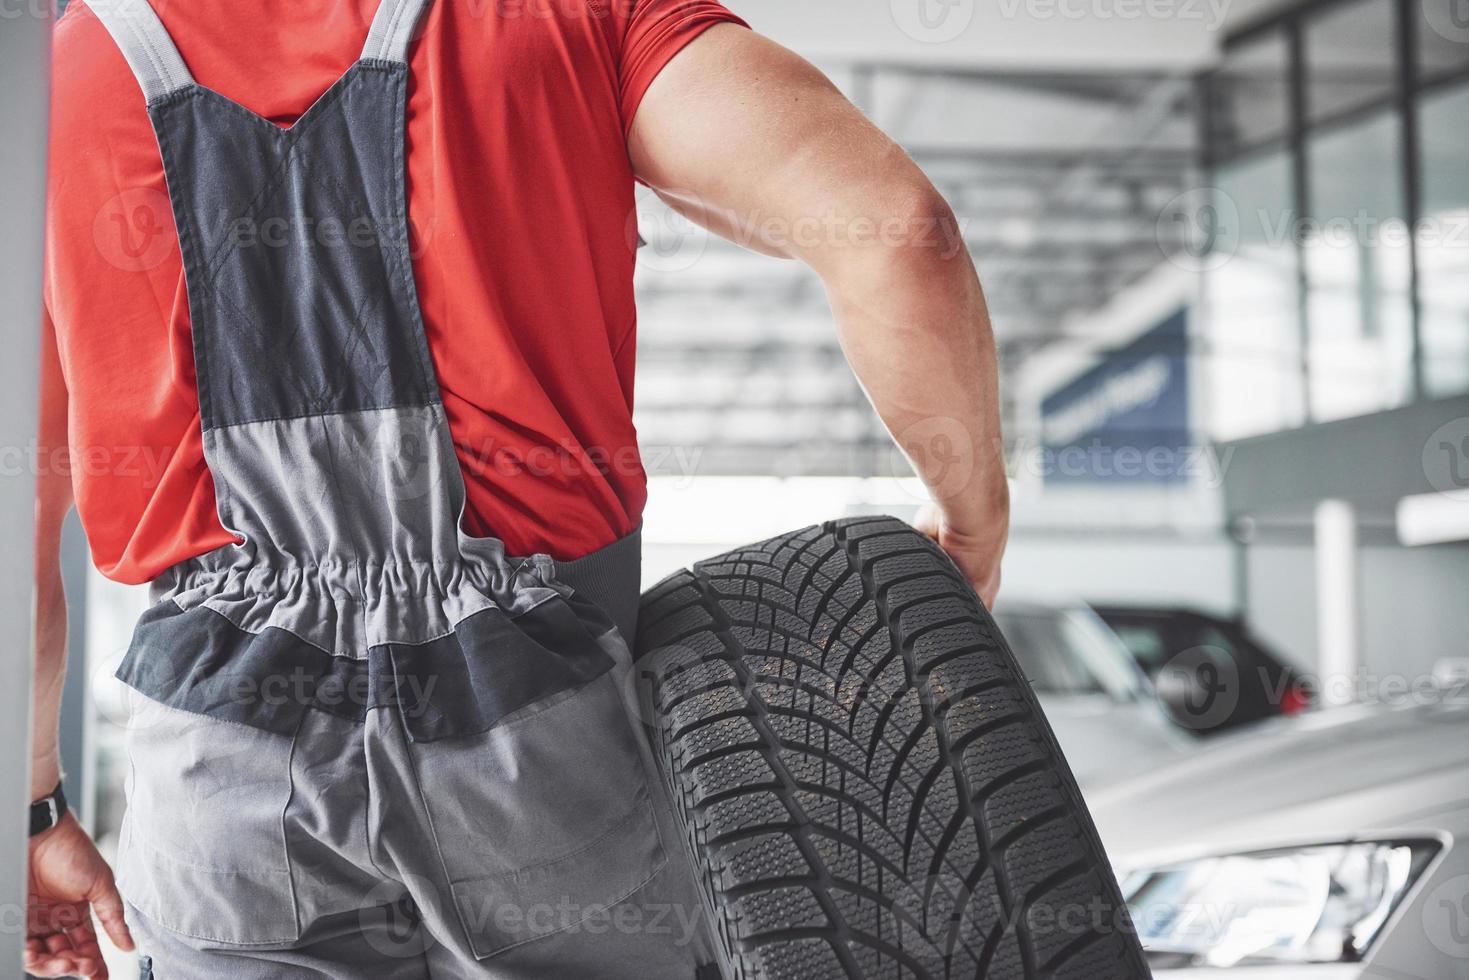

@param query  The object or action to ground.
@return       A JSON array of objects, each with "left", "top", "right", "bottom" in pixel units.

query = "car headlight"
[{"left": 1119, "top": 840, "right": 1441, "bottom": 968}]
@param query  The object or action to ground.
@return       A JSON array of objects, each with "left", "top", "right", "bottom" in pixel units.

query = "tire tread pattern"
[{"left": 636, "top": 517, "right": 1150, "bottom": 980}]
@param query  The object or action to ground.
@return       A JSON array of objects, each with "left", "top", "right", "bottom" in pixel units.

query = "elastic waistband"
[
  {"left": 144, "top": 528, "right": 647, "bottom": 673},
  {"left": 545, "top": 527, "right": 642, "bottom": 644},
  {"left": 154, "top": 527, "right": 645, "bottom": 647}
]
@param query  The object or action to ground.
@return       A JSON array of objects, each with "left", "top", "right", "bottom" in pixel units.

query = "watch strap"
[{"left": 29, "top": 782, "right": 67, "bottom": 838}]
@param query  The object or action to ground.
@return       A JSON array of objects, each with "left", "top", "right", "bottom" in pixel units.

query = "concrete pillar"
[
  {"left": 0, "top": 6, "right": 50, "bottom": 976},
  {"left": 1315, "top": 498, "right": 1361, "bottom": 707}
]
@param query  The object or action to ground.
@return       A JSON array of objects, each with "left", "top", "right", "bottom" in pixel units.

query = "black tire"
[{"left": 634, "top": 517, "right": 1150, "bottom": 980}]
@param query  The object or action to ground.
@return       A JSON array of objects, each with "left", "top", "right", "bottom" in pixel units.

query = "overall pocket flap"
[
  {"left": 117, "top": 822, "right": 302, "bottom": 946},
  {"left": 450, "top": 795, "right": 667, "bottom": 960},
  {"left": 117, "top": 697, "right": 301, "bottom": 947}
]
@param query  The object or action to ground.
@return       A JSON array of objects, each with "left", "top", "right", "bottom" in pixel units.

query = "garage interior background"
[{"left": 19, "top": 0, "right": 1469, "bottom": 973}]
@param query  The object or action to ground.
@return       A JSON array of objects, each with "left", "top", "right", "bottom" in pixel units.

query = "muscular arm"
[
  {"left": 629, "top": 25, "right": 1009, "bottom": 604},
  {"left": 33, "top": 310, "right": 72, "bottom": 804},
  {"left": 27, "top": 312, "right": 133, "bottom": 980}
]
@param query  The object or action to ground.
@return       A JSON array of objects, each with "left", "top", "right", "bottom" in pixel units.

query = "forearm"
[
  {"left": 32, "top": 558, "right": 68, "bottom": 800},
  {"left": 34, "top": 308, "right": 73, "bottom": 802},
  {"left": 821, "top": 211, "right": 1009, "bottom": 531}
]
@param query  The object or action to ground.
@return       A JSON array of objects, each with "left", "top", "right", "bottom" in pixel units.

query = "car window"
[
  {"left": 1108, "top": 622, "right": 1171, "bottom": 673},
  {"left": 994, "top": 609, "right": 1144, "bottom": 702},
  {"left": 1187, "top": 623, "right": 1241, "bottom": 660}
]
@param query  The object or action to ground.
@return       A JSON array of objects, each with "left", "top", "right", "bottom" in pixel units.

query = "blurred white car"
[
  {"left": 1089, "top": 700, "right": 1469, "bottom": 978},
  {"left": 993, "top": 600, "right": 1191, "bottom": 787}
]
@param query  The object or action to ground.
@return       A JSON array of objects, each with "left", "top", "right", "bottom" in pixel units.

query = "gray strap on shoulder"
[
  {"left": 361, "top": 0, "right": 434, "bottom": 63},
  {"left": 87, "top": 0, "right": 195, "bottom": 104}
]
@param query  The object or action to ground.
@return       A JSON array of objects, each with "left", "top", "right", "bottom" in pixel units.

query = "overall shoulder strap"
[
  {"left": 86, "top": 0, "right": 195, "bottom": 104},
  {"left": 361, "top": 0, "right": 434, "bottom": 63}
]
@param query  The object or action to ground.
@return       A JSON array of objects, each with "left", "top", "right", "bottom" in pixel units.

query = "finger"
[
  {"left": 21, "top": 947, "right": 52, "bottom": 973},
  {"left": 67, "top": 927, "right": 108, "bottom": 978},
  {"left": 65, "top": 917, "right": 97, "bottom": 946},
  {"left": 25, "top": 950, "right": 81, "bottom": 977},
  {"left": 89, "top": 873, "right": 135, "bottom": 952},
  {"left": 67, "top": 953, "right": 102, "bottom": 979},
  {"left": 44, "top": 930, "right": 74, "bottom": 956}
]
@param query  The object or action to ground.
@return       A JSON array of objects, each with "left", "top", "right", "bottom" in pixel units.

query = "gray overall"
[{"left": 87, "top": 0, "right": 715, "bottom": 975}]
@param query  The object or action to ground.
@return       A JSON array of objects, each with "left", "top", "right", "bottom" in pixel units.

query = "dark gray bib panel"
[{"left": 151, "top": 62, "right": 439, "bottom": 428}]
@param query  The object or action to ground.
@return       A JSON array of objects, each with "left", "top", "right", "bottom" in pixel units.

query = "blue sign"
[{"left": 1040, "top": 309, "right": 1191, "bottom": 485}]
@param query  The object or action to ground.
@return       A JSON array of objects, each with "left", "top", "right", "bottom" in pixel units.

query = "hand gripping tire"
[{"left": 634, "top": 517, "right": 1151, "bottom": 980}]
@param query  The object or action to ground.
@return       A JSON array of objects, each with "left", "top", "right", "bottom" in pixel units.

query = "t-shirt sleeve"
[{"left": 614, "top": 0, "right": 749, "bottom": 135}]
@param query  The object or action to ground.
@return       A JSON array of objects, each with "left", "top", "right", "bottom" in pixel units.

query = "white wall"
[
  {"left": 1002, "top": 531, "right": 1469, "bottom": 686},
  {"left": 1001, "top": 533, "right": 1235, "bottom": 609},
  {"left": 725, "top": 0, "right": 1233, "bottom": 72},
  {"left": 1246, "top": 541, "right": 1469, "bottom": 684}
]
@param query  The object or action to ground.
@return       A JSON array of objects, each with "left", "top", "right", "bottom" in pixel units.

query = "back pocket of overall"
[
  {"left": 118, "top": 696, "right": 301, "bottom": 946},
  {"left": 409, "top": 668, "right": 666, "bottom": 959}
]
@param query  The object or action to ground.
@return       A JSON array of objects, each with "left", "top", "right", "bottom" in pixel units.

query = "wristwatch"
[{"left": 29, "top": 782, "right": 68, "bottom": 838}]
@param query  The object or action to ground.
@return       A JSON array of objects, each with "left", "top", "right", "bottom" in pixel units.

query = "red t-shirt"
[{"left": 45, "top": 0, "right": 745, "bottom": 582}]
